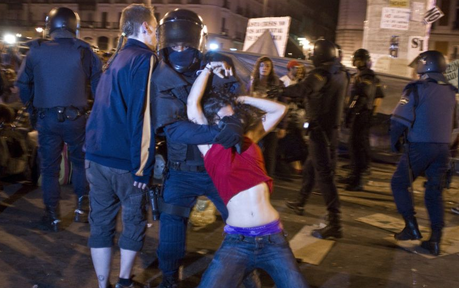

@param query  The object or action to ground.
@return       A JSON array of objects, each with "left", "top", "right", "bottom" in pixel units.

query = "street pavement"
[{"left": 1, "top": 159, "right": 459, "bottom": 288}]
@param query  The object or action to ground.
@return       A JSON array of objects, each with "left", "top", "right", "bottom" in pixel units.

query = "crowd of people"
[{"left": 1, "top": 2, "right": 459, "bottom": 288}]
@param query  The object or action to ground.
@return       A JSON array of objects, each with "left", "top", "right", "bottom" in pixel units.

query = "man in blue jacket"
[
  {"left": 390, "top": 50, "right": 457, "bottom": 256},
  {"left": 16, "top": 7, "right": 102, "bottom": 231},
  {"left": 84, "top": 4, "right": 157, "bottom": 288}
]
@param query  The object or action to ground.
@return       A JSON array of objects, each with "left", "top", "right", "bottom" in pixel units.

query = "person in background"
[
  {"left": 16, "top": 7, "right": 102, "bottom": 232},
  {"left": 248, "top": 56, "right": 286, "bottom": 177},
  {"left": 390, "top": 50, "right": 457, "bottom": 256},
  {"left": 340, "top": 48, "right": 384, "bottom": 191},
  {"left": 281, "top": 40, "right": 347, "bottom": 239},
  {"left": 280, "top": 60, "right": 301, "bottom": 87}
]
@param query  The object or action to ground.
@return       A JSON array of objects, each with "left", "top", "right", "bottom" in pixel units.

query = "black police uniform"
[
  {"left": 16, "top": 31, "right": 102, "bottom": 227},
  {"left": 390, "top": 72, "right": 457, "bottom": 254},
  {"left": 151, "top": 54, "right": 242, "bottom": 279},
  {"left": 345, "top": 67, "right": 384, "bottom": 189},
  {"left": 283, "top": 57, "right": 348, "bottom": 237}
]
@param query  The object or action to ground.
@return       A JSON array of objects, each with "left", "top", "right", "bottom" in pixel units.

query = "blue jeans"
[
  {"left": 391, "top": 142, "right": 449, "bottom": 231},
  {"left": 36, "top": 111, "right": 88, "bottom": 208},
  {"left": 86, "top": 160, "right": 147, "bottom": 251},
  {"left": 198, "top": 233, "right": 309, "bottom": 288},
  {"left": 157, "top": 168, "right": 228, "bottom": 276}
]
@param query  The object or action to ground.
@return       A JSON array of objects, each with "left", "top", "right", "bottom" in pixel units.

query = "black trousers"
[
  {"left": 349, "top": 109, "right": 372, "bottom": 180},
  {"left": 307, "top": 128, "right": 340, "bottom": 214}
]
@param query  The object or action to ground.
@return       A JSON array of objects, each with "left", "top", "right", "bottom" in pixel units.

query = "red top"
[{"left": 204, "top": 137, "right": 273, "bottom": 205}]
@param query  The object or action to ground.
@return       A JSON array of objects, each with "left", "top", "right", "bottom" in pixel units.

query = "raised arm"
[
  {"left": 187, "top": 68, "right": 211, "bottom": 125},
  {"left": 237, "top": 96, "right": 287, "bottom": 143}
]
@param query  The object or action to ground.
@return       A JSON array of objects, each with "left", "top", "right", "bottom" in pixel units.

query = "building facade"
[
  {"left": 337, "top": 0, "right": 459, "bottom": 68},
  {"left": 0, "top": 0, "right": 338, "bottom": 55}
]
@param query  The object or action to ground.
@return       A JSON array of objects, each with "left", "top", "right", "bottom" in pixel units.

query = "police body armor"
[{"left": 392, "top": 76, "right": 457, "bottom": 144}]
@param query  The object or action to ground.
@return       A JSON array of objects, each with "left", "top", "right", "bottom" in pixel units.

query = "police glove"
[
  {"left": 214, "top": 115, "right": 244, "bottom": 153},
  {"left": 266, "top": 85, "right": 284, "bottom": 99},
  {"left": 390, "top": 120, "right": 406, "bottom": 153}
]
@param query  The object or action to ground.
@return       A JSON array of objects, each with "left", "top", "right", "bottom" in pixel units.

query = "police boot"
[
  {"left": 394, "top": 216, "right": 422, "bottom": 240},
  {"left": 159, "top": 274, "right": 178, "bottom": 288},
  {"left": 42, "top": 206, "right": 61, "bottom": 232},
  {"left": 74, "top": 195, "right": 89, "bottom": 223},
  {"left": 286, "top": 197, "right": 306, "bottom": 216},
  {"left": 421, "top": 229, "right": 442, "bottom": 256},
  {"left": 345, "top": 179, "right": 364, "bottom": 191},
  {"left": 311, "top": 213, "right": 343, "bottom": 239}
]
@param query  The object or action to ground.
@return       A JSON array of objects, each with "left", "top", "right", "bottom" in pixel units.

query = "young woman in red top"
[{"left": 187, "top": 62, "right": 309, "bottom": 288}]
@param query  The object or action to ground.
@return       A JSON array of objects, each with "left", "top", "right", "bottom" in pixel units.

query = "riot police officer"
[
  {"left": 390, "top": 50, "right": 457, "bottom": 256},
  {"left": 341, "top": 49, "right": 384, "bottom": 190},
  {"left": 282, "top": 39, "right": 348, "bottom": 239},
  {"left": 16, "top": 7, "right": 102, "bottom": 231},
  {"left": 151, "top": 9, "right": 251, "bottom": 288}
]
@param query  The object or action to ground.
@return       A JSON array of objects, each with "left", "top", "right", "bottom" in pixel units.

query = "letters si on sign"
[
  {"left": 423, "top": 6, "right": 444, "bottom": 24},
  {"left": 407, "top": 36, "right": 427, "bottom": 63}
]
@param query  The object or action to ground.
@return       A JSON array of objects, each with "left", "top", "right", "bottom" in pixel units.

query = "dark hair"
[
  {"left": 202, "top": 89, "right": 265, "bottom": 133},
  {"left": 249, "top": 56, "right": 280, "bottom": 95},
  {"left": 103, "top": 4, "right": 155, "bottom": 72}
]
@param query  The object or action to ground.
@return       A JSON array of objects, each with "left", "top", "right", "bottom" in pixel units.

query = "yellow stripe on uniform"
[{"left": 136, "top": 55, "right": 155, "bottom": 177}]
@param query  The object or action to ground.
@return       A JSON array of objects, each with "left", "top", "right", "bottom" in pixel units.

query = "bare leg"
[
  {"left": 119, "top": 248, "right": 138, "bottom": 279},
  {"left": 91, "top": 247, "right": 112, "bottom": 288}
]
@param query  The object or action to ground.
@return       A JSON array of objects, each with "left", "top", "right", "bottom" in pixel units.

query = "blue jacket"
[
  {"left": 85, "top": 39, "right": 157, "bottom": 183},
  {"left": 16, "top": 36, "right": 102, "bottom": 108},
  {"left": 391, "top": 73, "right": 457, "bottom": 144}
]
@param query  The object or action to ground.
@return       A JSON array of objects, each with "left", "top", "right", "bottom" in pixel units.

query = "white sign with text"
[
  {"left": 380, "top": 7, "right": 410, "bottom": 30},
  {"left": 243, "top": 17, "right": 291, "bottom": 57}
]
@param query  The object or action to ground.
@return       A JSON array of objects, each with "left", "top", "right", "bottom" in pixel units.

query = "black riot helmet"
[
  {"left": 158, "top": 9, "right": 207, "bottom": 53},
  {"left": 157, "top": 9, "right": 207, "bottom": 73},
  {"left": 352, "top": 48, "right": 371, "bottom": 69},
  {"left": 411, "top": 50, "right": 447, "bottom": 74},
  {"left": 311, "top": 39, "right": 338, "bottom": 67},
  {"left": 46, "top": 7, "right": 80, "bottom": 36}
]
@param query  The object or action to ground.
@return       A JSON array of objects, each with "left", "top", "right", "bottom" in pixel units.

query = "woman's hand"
[{"left": 206, "top": 61, "right": 233, "bottom": 78}]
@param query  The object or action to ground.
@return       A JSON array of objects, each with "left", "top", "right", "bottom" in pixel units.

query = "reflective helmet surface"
[
  {"left": 312, "top": 39, "right": 338, "bottom": 67},
  {"left": 352, "top": 48, "right": 371, "bottom": 67},
  {"left": 46, "top": 7, "right": 80, "bottom": 35},
  {"left": 157, "top": 9, "right": 207, "bottom": 52},
  {"left": 415, "top": 50, "right": 446, "bottom": 74}
]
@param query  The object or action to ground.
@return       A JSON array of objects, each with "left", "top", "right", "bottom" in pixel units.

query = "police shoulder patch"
[
  {"left": 399, "top": 97, "right": 409, "bottom": 106},
  {"left": 314, "top": 73, "right": 325, "bottom": 82}
]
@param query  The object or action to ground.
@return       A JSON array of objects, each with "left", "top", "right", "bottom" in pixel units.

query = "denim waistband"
[{"left": 224, "top": 219, "right": 282, "bottom": 237}]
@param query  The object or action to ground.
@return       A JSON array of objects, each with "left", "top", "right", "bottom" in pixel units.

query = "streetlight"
[
  {"left": 4, "top": 34, "right": 16, "bottom": 45},
  {"left": 35, "top": 27, "right": 44, "bottom": 33}
]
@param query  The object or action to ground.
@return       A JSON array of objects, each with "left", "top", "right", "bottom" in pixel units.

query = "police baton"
[{"left": 147, "top": 184, "right": 162, "bottom": 221}]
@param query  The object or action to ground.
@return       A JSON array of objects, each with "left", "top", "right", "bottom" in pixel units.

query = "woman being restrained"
[{"left": 187, "top": 62, "right": 309, "bottom": 288}]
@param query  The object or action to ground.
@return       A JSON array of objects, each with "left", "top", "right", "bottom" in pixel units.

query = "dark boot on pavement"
[
  {"left": 394, "top": 216, "right": 422, "bottom": 240},
  {"left": 74, "top": 195, "right": 89, "bottom": 223},
  {"left": 342, "top": 175, "right": 363, "bottom": 191},
  {"left": 159, "top": 274, "right": 178, "bottom": 288},
  {"left": 286, "top": 197, "right": 306, "bottom": 215},
  {"left": 311, "top": 213, "right": 343, "bottom": 239},
  {"left": 42, "top": 205, "right": 61, "bottom": 232},
  {"left": 421, "top": 229, "right": 442, "bottom": 256}
]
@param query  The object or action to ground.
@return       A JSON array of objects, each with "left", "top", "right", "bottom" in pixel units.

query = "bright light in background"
[
  {"left": 15, "top": 33, "right": 22, "bottom": 37},
  {"left": 230, "top": 48, "right": 237, "bottom": 51},
  {"left": 298, "top": 37, "right": 314, "bottom": 51},
  {"left": 4, "top": 34, "right": 16, "bottom": 44},
  {"left": 209, "top": 43, "right": 219, "bottom": 51},
  {"left": 35, "top": 27, "right": 44, "bottom": 33}
]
